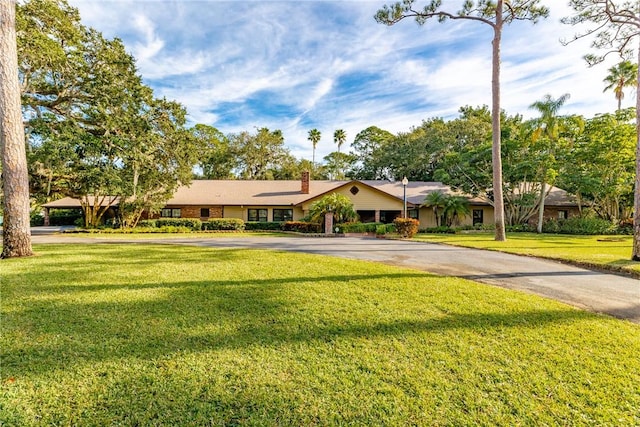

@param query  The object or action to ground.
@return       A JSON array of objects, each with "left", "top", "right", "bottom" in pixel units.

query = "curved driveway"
[{"left": 31, "top": 232, "right": 640, "bottom": 323}]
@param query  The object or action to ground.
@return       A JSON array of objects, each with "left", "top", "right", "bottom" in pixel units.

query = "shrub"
[
  {"left": 419, "top": 226, "right": 455, "bottom": 234},
  {"left": 393, "top": 218, "right": 419, "bottom": 238},
  {"left": 542, "top": 216, "right": 617, "bottom": 235},
  {"left": 307, "top": 193, "right": 357, "bottom": 224},
  {"left": 336, "top": 222, "right": 385, "bottom": 234},
  {"left": 137, "top": 220, "right": 157, "bottom": 228},
  {"left": 244, "top": 221, "right": 283, "bottom": 231},
  {"left": 156, "top": 218, "right": 203, "bottom": 231},
  {"left": 506, "top": 223, "right": 536, "bottom": 233},
  {"left": 203, "top": 218, "right": 245, "bottom": 231},
  {"left": 30, "top": 212, "right": 45, "bottom": 226},
  {"left": 89, "top": 226, "right": 193, "bottom": 234},
  {"left": 282, "top": 221, "right": 321, "bottom": 233},
  {"left": 616, "top": 219, "right": 633, "bottom": 235},
  {"left": 153, "top": 226, "right": 193, "bottom": 233},
  {"left": 49, "top": 209, "right": 84, "bottom": 226},
  {"left": 104, "top": 218, "right": 119, "bottom": 228},
  {"left": 375, "top": 225, "right": 387, "bottom": 235}
]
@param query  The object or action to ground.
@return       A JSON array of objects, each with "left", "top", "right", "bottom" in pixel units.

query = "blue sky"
[{"left": 68, "top": 0, "right": 632, "bottom": 161}]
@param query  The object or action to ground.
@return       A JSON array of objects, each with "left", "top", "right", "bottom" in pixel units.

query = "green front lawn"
[
  {"left": 2, "top": 244, "right": 639, "bottom": 425},
  {"left": 414, "top": 232, "right": 640, "bottom": 276}
]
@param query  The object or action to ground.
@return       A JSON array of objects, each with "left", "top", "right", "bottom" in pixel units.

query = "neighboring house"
[{"left": 42, "top": 172, "right": 580, "bottom": 228}]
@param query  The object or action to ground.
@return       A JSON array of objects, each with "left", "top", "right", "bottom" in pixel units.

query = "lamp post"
[{"left": 402, "top": 176, "right": 408, "bottom": 219}]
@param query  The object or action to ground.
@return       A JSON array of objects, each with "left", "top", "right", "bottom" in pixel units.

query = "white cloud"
[
  {"left": 131, "top": 14, "right": 164, "bottom": 63},
  {"left": 67, "top": 0, "right": 627, "bottom": 163}
]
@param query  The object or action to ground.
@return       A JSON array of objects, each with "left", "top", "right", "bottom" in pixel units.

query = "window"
[
  {"left": 408, "top": 209, "right": 419, "bottom": 219},
  {"left": 161, "top": 208, "right": 181, "bottom": 218},
  {"left": 273, "top": 209, "right": 293, "bottom": 222},
  {"left": 248, "top": 208, "right": 268, "bottom": 222},
  {"left": 200, "top": 208, "right": 210, "bottom": 218},
  {"left": 473, "top": 209, "right": 484, "bottom": 225},
  {"left": 380, "top": 211, "right": 401, "bottom": 224},
  {"left": 350, "top": 186, "right": 360, "bottom": 195},
  {"left": 558, "top": 210, "right": 568, "bottom": 220}
]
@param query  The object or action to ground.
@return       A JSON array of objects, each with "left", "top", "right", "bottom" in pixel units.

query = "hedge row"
[
  {"left": 375, "top": 224, "right": 397, "bottom": 235},
  {"left": 138, "top": 218, "right": 244, "bottom": 231},
  {"left": 418, "top": 217, "right": 625, "bottom": 235},
  {"left": 202, "top": 218, "right": 245, "bottom": 231},
  {"left": 282, "top": 221, "right": 322, "bottom": 233},
  {"left": 542, "top": 217, "right": 618, "bottom": 235},
  {"left": 244, "top": 221, "right": 284, "bottom": 231},
  {"left": 336, "top": 222, "right": 385, "bottom": 233},
  {"left": 30, "top": 211, "right": 84, "bottom": 226}
]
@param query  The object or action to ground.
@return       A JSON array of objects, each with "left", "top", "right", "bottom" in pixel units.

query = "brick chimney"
[{"left": 301, "top": 171, "right": 310, "bottom": 194}]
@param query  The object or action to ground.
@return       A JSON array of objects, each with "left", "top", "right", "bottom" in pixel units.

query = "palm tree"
[
  {"left": 423, "top": 191, "right": 448, "bottom": 227},
  {"left": 307, "top": 128, "right": 321, "bottom": 168},
  {"left": 333, "top": 129, "right": 346, "bottom": 153},
  {"left": 603, "top": 61, "right": 638, "bottom": 111},
  {"left": 529, "top": 93, "right": 570, "bottom": 233},
  {"left": 443, "top": 196, "right": 470, "bottom": 227},
  {"left": 308, "top": 193, "right": 357, "bottom": 225}
]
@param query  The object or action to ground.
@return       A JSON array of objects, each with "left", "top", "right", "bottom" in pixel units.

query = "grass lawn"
[
  {"left": 2, "top": 244, "right": 639, "bottom": 425},
  {"left": 414, "top": 232, "right": 640, "bottom": 276}
]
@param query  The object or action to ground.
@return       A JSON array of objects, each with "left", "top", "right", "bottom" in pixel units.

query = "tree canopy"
[
  {"left": 563, "top": 0, "right": 640, "bottom": 259},
  {"left": 375, "top": 0, "right": 550, "bottom": 242},
  {"left": 18, "top": 0, "right": 201, "bottom": 228}
]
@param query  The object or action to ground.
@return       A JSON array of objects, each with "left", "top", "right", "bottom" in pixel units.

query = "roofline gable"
[{"left": 296, "top": 180, "right": 418, "bottom": 208}]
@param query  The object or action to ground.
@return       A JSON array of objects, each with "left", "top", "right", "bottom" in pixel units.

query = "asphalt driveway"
[{"left": 30, "top": 231, "right": 640, "bottom": 324}]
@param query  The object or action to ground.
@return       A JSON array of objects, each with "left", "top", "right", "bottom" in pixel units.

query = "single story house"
[{"left": 42, "top": 173, "right": 580, "bottom": 228}]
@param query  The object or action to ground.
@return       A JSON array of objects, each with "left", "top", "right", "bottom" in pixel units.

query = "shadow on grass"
[
  {"left": 459, "top": 270, "right": 602, "bottom": 280},
  {"left": 3, "top": 245, "right": 264, "bottom": 286},
  {"left": 2, "top": 271, "right": 594, "bottom": 378}
]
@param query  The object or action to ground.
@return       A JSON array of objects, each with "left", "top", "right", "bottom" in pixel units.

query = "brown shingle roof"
[
  {"left": 41, "top": 180, "right": 577, "bottom": 208},
  {"left": 359, "top": 180, "right": 489, "bottom": 205},
  {"left": 164, "top": 180, "right": 349, "bottom": 206}
]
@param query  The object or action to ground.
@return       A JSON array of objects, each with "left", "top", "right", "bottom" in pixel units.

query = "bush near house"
[
  {"left": 420, "top": 219, "right": 629, "bottom": 235},
  {"left": 244, "top": 221, "right": 284, "bottom": 231},
  {"left": 420, "top": 226, "right": 457, "bottom": 234},
  {"left": 543, "top": 216, "right": 618, "bottom": 235},
  {"left": 154, "top": 218, "right": 203, "bottom": 231},
  {"left": 336, "top": 222, "right": 386, "bottom": 234},
  {"left": 30, "top": 212, "right": 44, "bottom": 226},
  {"left": 137, "top": 220, "right": 157, "bottom": 228},
  {"left": 65, "top": 225, "right": 194, "bottom": 233},
  {"left": 203, "top": 218, "right": 245, "bottom": 231},
  {"left": 375, "top": 224, "right": 396, "bottom": 235},
  {"left": 30, "top": 209, "right": 84, "bottom": 226},
  {"left": 282, "top": 221, "right": 322, "bottom": 233},
  {"left": 394, "top": 218, "right": 419, "bottom": 238}
]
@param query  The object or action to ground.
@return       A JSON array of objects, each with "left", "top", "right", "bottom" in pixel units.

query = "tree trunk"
[
  {"left": 1, "top": 0, "right": 33, "bottom": 259},
  {"left": 491, "top": 2, "right": 506, "bottom": 242},
  {"left": 537, "top": 180, "right": 546, "bottom": 233},
  {"left": 632, "top": 39, "right": 640, "bottom": 260}
]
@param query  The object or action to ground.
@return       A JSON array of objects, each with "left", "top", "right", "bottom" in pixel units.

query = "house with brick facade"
[{"left": 42, "top": 172, "right": 580, "bottom": 228}]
